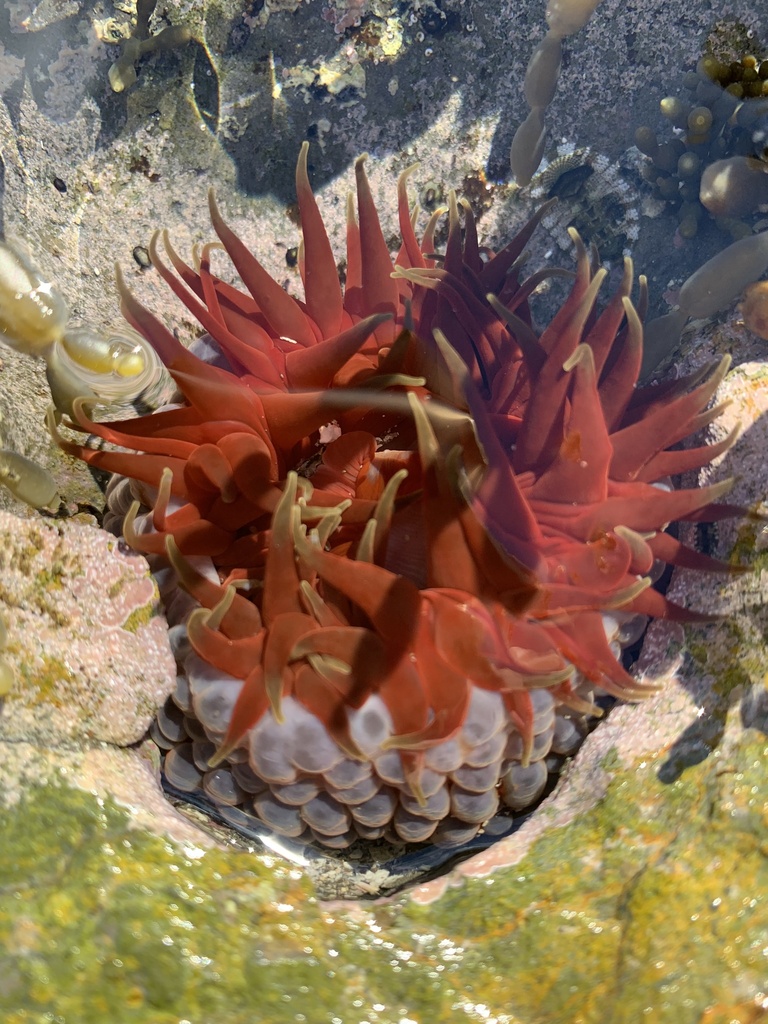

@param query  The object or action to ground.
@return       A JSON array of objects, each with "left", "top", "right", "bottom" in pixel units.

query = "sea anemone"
[{"left": 50, "top": 142, "right": 744, "bottom": 849}]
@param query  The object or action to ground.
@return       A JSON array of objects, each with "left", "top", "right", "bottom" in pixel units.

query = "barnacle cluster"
[
  {"left": 0, "top": 240, "right": 168, "bottom": 416},
  {"left": 37, "top": 143, "right": 747, "bottom": 851},
  {"left": 510, "top": 0, "right": 605, "bottom": 186},
  {"left": 634, "top": 52, "right": 768, "bottom": 242},
  {"left": 529, "top": 147, "right": 640, "bottom": 261}
]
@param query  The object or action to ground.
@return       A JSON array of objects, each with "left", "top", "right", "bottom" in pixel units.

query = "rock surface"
[{"left": 0, "top": 1, "right": 766, "bottom": 1021}]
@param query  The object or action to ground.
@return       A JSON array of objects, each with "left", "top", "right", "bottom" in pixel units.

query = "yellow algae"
[
  {"left": 401, "top": 734, "right": 768, "bottom": 1024},
  {"left": 1, "top": 740, "right": 767, "bottom": 1024},
  {"left": 380, "top": 17, "right": 404, "bottom": 59},
  {"left": 121, "top": 601, "right": 159, "bottom": 634},
  {"left": 14, "top": 653, "right": 75, "bottom": 706}
]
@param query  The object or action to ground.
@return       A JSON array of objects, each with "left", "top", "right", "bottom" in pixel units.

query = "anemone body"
[{"left": 58, "top": 143, "right": 741, "bottom": 849}]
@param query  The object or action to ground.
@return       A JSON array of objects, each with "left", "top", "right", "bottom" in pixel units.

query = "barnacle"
[
  {"left": 53, "top": 143, "right": 747, "bottom": 850},
  {"left": 529, "top": 147, "right": 640, "bottom": 260},
  {"left": 0, "top": 240, "right": 168, "bottom": 415}
]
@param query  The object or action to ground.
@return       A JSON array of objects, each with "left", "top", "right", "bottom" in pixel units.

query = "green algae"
[
  {"left": 687, "top": 615, "right": 768, "bottom": 705},
  {"left": 11, "top": 652, "right": 75, "bottom": 706},
  {"left": 1, "top": 730, "right": 766, "bottom": 1024},
  {"left": 400, "top": 733, "right": 768, "bottom": 1024},
  {"left": 0, "top": 783, "right": 353, "bottom": 1024},
  {"left": 2, "top": 527, "right": 82, "bottom": 595},
  {"left": 121, "top": 596, "right": 162, "bottom": 634}
]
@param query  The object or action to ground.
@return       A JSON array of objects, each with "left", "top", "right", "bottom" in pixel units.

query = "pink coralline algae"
[
  {"left": 0, "top": 511, "right": 175, "bottom": 747},
  {"left": 323, "top": 0, "right": 368, "bottom": 34}
]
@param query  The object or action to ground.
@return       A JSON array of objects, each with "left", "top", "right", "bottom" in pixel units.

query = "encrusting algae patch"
[
  {"left": 0, "top": 511, "right": 174, "bottom": 747},
  {"left": 0, "top": 727, "right": 765, "bottom": 1024}
]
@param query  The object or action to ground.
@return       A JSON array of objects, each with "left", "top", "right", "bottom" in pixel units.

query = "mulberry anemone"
[{"left": 52, "top": 143, "right": 744, "bottom": 849}]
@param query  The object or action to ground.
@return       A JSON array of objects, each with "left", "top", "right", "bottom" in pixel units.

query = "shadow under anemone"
[{"left": 50, "top": 143, "right": 747, "bottom": 886}]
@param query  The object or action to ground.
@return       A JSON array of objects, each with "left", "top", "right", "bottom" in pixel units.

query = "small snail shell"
[{"left": 0, "top": 240, "right": 69, "bottom": 355}]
